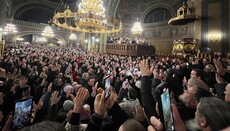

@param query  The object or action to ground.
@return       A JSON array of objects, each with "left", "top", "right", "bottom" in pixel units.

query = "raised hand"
[
  {"left": 215, "top": 73, "right": 227, "bottom": 84},
  {"left": 139, "top": 59, "right": 152, "bottom": 77},
  {"left": 213, "top": 59, "right": 225, "bottom": 75},
  {"left": 134, "top": 103, "right": 145, "bottom": 122},
  {"left": 40, "top": 77, "right": 47, "bottom": 87},
  {"left": 92, "top": 82, "right": 98, "bottom": 97},
  {"left": 107, "top": 88, "right": 117, "bottom": 109},
  {"left": 47, "top": 83, "right": 52, "bottom": 92},
  {"left": 148, "top": 104, "right": 185, "bottom": 131},
  {"left": 94, "top": 91, "right": 108, "bottom": 117},
  {"left": 50, "top": 91, "right": 61, "bottom": 106},
  {"left": 148, "top": 116, "right": 163, "bottom": 131},
  {"left": 70, "top": 88, "right": 90, "bottom": 113}
]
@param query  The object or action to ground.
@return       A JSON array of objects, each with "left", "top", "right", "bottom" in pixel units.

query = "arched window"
[{"left": 144, "top": 8, "right": 172, "bottom": 23}]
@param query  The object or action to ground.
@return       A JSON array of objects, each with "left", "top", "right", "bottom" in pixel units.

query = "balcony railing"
[
  {"left": 106, "top": 43, "right": 155, "bottom": 56},
  {"left": 6, "top": 19, "right": 66, "bottom": 32}
]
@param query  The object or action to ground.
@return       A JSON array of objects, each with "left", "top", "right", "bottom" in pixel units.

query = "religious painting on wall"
[{"left": 172, "top": 38, "right": 198, "bottom": 56}]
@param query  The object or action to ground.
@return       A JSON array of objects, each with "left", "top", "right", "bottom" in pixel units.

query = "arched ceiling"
[
  {"left": 48, "top": 0, "right": 77, "bottom": 4},
  {"left": 12, "top": 0, "right": 184, "bottom": 24},
  {"left": 115, "top": 0, "right": 183, "bottom": 23},
  {"left": 16, "top": 8, "right": 53, "bottom": 23}
]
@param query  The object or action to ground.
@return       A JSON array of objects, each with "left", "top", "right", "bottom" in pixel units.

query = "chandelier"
[
  {"left": 131, "top": 19, "right": 143, "bottom": 35},
  {"left": 69, "top": 33, "right": 77, "bottom": 40},
  {"left": 52, "top": 0, "right": 122, "bottom": 34},
  {"left": 4, "top": 23, "right": 17, "bottom": 35},
  {"left": 42, "top": 26, "right": 54, "bottom": 38}
]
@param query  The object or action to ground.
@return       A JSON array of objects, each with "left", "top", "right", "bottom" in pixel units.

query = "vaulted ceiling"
[{"left": 12, "top": 0, "right": 184, "bottom": 24}]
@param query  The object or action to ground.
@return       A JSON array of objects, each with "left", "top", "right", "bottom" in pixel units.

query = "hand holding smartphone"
[
  {"left": 158, "top": 88, "right": 175, "bottom": 131},
  {"left": 104, "top": 77, "right": 111, "bottom": 99},
  {"left": 12, "top": 97, "right": 33, "bottom": 130}
]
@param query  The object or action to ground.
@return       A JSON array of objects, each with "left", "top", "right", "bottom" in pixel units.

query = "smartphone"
[
  {"left": 104, "top": 77, "right": 111, "bottom": 99},
  {"left": 158, "top": 88, "right": 175, "bottom": 131},
  {"left": 12, "top": 97, "right": 33, "bottom": 130}
]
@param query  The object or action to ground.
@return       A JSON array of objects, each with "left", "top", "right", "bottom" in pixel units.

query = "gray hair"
[
  {"left": 198, "top": 97, "right": 230, "bottom": 130},
  {"left": 119, "top": 99, "right": 139, "bottom": 118}
]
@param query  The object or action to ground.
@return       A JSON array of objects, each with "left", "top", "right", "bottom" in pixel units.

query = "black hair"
[
  {"left": 128, "top": 88, "right": 138, "bottom": 100},
  {"left": 192, "top": 69, "right": 205, "bottom": 80}
]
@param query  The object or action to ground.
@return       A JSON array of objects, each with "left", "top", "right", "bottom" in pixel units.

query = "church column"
[
  {"left": 80, "top": 32, "right": 86, "bottom": 52},
  {"left": 0, "top": 0, "right": 9, "bottom": 57},
  {"left": 0, "top": 0, "right": 8, "bottom": 41},
  {"left": 99, "top": 33, "right": 104, "bottom": 53},
  {"left": 102, "top": 33, "right": 108, "bottom": 53}
]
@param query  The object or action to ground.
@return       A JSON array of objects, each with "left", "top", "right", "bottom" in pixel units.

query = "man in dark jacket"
[{"left": 139, "top": 60, "right": 213, "bottom": 122}]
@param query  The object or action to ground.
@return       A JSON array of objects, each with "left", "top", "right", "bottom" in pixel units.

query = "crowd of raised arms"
[{"left": 0, "top": 44, "right": 229, "bottom": 131}]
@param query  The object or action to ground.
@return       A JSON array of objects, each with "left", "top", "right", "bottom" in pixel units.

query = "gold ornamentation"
[
  {"left": 52, "top": 0, "right": 122, "bottom": 34},
  {"left": 184, "top": 44, "right": 194, "bottom": 51},
  {"left": 168, "top": 1, "right": 198, "bottom": 25}
]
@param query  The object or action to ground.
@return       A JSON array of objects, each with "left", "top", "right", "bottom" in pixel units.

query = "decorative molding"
[
  {"left": 12, "top": 0, "right": 57, "bottom": 18},
  {"left": 113, "top": 0, "right": 121, "bottom": 18},
  {"left": 141, "top": 3, "right": 176, "bottom": 23},
  {"left": 143, "top": 25, "right": 188, "bottom": 38}
]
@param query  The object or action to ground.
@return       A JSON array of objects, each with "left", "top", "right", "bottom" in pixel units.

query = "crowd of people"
[
  {"left": 0, "top": 44, "right": 229, "bottom": 131},
  {"left": 107, "top": 36, "right": 146, "bottom": 45}
]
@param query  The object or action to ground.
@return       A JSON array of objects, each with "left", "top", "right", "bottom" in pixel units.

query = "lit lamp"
[
  {"left": 96, "top": 38, "right": 99, "bottom": 42},
  {"left": 131, "top": 18, "right": 143, "bottom": 36},
  {"left": 69, "top": 33, "right": 77, "bottom": 41},
  {"left": 4, "top": 23, "right": 17, "bottom": 43},
  {"left": 16, "top": 38, "right": 24, "bottom": 41},
  {"left": 52, "top": 0, "right": 122, "bottom": 34},
  {"left": 16, "top": 37, "right": 24, "bottom": 44},
  {"left": 37, "top": 37, "right": 47, "bottom": 43},
  {"left": 69, "top": 33, "right": 77, "bottom": 47},
  {"left": 208, "top": 33, "right": 222, "bottom": 43},
  {"left": 4, "top": 23, "right": 17, "bottom": 35},
  {"left": 57, "top": 40, "right": 63, "bottom": 44},
  {"left": 42, "top": 26, "right": 54, "bottom": 38}
]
